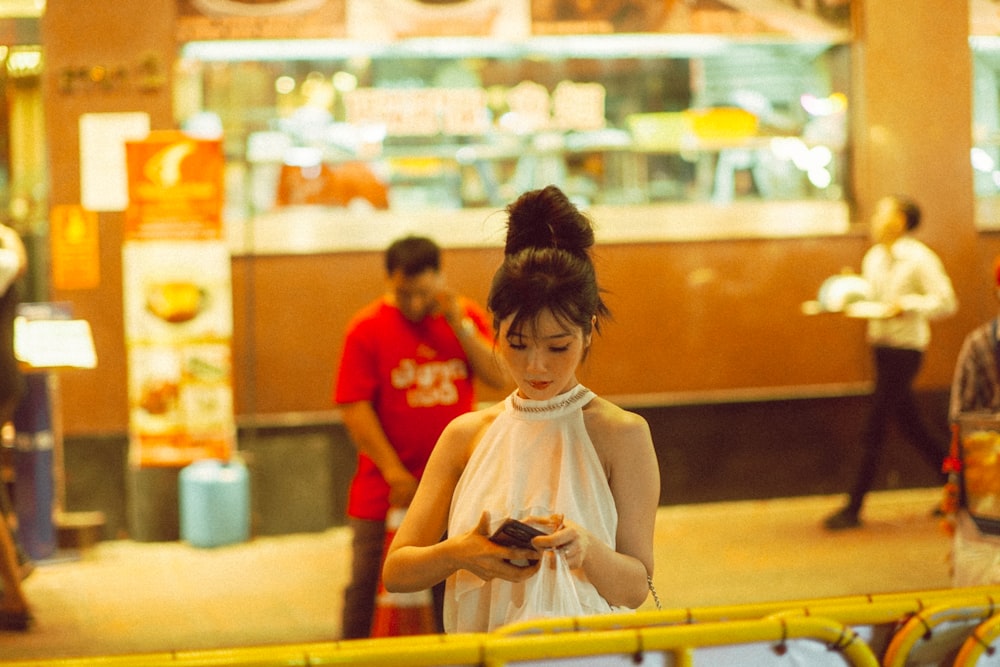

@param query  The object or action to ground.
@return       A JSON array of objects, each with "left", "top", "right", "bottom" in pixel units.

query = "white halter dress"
[{"left": 444, "top": 384, "right": 620, "bottom": 633}]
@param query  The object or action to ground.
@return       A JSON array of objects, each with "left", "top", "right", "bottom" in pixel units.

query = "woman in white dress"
[{"left": 382, "top": 185, "right": 660, "bottom": 633}]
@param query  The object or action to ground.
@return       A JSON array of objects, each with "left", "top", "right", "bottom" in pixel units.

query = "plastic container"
[
  {"left": 179, "top": 458, "right": 250, "bottom": 548},
  {"left": 956, "top": 412, "right": 1000, "bottom": 535}
]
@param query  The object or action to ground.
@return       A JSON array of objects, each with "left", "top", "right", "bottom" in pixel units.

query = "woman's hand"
[
  {"left": 528, "top": 515, "right": 592, "bottom": 570},
  {"left": 460, "top": 512, "right": 541, "bottom": 583}
]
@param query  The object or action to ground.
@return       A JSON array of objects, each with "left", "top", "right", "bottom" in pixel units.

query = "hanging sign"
[{"left": 50, "top": 205, "right": 100, "bottom": 291}]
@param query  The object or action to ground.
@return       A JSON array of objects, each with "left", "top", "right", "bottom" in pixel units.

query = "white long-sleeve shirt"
[
  {"left": 0, "top": 248, "right": 19, "bottom": 295},
  {"left": 861, "top": 236, "right": 957, "bottom": 351}
]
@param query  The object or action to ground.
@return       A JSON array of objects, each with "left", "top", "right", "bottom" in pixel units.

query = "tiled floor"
[{"left": 1, "top": 487, "right": 952, "bottom": 661}]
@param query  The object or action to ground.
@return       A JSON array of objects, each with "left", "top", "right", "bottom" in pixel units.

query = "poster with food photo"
[
  {"left": 176, "top": 0, "right": 347, "bottom": 40},
  {"left": 122, "top": 240, "right": 235, "bottom": 466},
  {"left": 346, "top": 0, "right": 529, "bottom": 40},
  {"left": 122, "top": 240, "right": 231, "bottom": 342},
  {"left": 125, "top": 341, "right": 234, "bottom": 466},
  {"left": 530, "top": 0, "right": 850, "bottom": 36}
]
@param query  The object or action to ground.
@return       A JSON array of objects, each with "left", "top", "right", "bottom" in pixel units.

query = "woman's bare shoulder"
[
  {"left": 441, "top": 400, "right": 504, "bottom": 438},
  {"left": 430, "top": 402, "right": 505, "bottom": 475},
  {"left": 583, "top": 397, "right": 657, "bottom": 481},
  {"left": 583, "top": 396, "right": 651, "bottom": 438}
]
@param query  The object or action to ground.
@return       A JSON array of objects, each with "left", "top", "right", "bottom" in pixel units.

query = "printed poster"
[
  {"left": 124, "top": 131, "right": 225, "bottom": 241},
  {"left": 176, "top": 0, "right": 347, "bottom": 40},
  {"left": 175, "top": 0, "right": 851, "bottom": 44},
  {"left": 50, "top": 205, "right": 100, "bottom": 291},
  {"left": 124, "top": 132, "right": 235, "bottom": 467}
]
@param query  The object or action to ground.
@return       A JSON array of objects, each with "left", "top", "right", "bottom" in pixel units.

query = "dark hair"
[
  {"left": 891, "top": 195, "right": 922, "bottom": 231},
  {"left": 488, "top": 185, "right": 610, "bottom": 341},
  {"left": 385, "top": 236, "right": 441, "bottom": 277}
]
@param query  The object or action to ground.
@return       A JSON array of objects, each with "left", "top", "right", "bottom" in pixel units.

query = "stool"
[{"left": 179, "top": 458, "right": 249, "bottom": 548}]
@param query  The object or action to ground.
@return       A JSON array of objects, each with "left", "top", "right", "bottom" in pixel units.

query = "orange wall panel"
[{"left": 42, "top": 0, "right": 992, "bottom": 435}]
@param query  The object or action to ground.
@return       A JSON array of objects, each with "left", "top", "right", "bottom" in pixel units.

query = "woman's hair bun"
[
  {"left": 504, "top": 185, "right": 595, "bottom": 258},
  {"left": 489, "top": 184, "right": 610, "bottom": 337}
]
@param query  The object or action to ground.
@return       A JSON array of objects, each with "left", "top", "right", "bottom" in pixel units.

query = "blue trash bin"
[{"left": 179, "top": 458, "right": 250, "bottom": 548}]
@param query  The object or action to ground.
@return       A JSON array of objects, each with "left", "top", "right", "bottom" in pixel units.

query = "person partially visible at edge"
[
  {"left": 949, "top": 255, "right": 1000, "bottom": 421},
  {"left": 944, "top": 255, "right": 1000, "bottom": 585},
  {"left": 0, "top": 221, "right": 32, "bottom": 630},
  {"left": 333, "top": 234, "right": 508, "bottom": 639},
  {"left": 824, "top": 194, "right": 958, "bottom": 531},
  {"left": 0, "top": 222, "right": 26, "bottom": 423},
  {"left": 381, "top": 185, "right": 660, "bottom": 633}
]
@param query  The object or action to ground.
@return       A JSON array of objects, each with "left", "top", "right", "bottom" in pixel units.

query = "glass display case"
[
  {"left": 972, "top": 35, "right": 1000, "bottom": 230},
  {"left": 175, "top": 26, "right": 851, "bottom": 250}
]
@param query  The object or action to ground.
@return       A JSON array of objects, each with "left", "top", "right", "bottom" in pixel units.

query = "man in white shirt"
[{"left": 824, "top": 195, "right": 958, "bottom": 530}]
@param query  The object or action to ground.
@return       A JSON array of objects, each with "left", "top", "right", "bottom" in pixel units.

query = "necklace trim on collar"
[{"left": 510, "top": 385, "right": 590, "bottom": 414}]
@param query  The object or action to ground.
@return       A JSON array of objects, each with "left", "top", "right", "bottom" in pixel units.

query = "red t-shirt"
[{"left": 333, "top": 298, "right": 492, "bottom": 520}]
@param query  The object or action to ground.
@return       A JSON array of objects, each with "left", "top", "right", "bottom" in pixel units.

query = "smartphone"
[{"left": 489, "top": 518, "right": 547, "bottom": 550}]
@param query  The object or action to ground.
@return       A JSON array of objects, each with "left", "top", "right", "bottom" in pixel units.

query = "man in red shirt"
[{"left": 333, "top": 235, "right": 507, "bottom": 638}]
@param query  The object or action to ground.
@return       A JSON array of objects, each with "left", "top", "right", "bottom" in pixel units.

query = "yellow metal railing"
[
  {"left": 0, "top": 618, "right": 877, "bottom": 667},
  {"left": 954, "top": 610, "right": 1000, "bottom": 666},
  {"left": 7, "top": 586, "right": 1000, "bottom": 667},
  {"left": 496, "top": 585, "right": 1000, "bottom": 636},
  {"left": 0, "top": 635, "right": 488, "bottom": 667},
  {"left": 881, "top": 598, "right": 1000, "bottom": 667},
  {"left": 0, "top": 618, "right": 878, "bottom": 667},
  {"left": 479, "top": 616, "right": 878, "bottom": 667}
]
